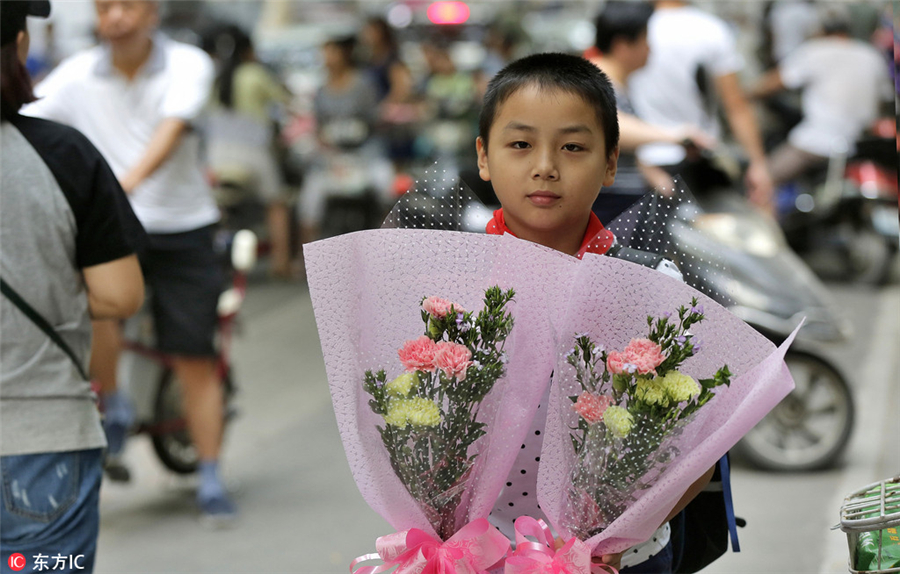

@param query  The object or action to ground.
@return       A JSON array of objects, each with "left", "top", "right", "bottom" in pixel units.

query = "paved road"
[{"left": 94, "top": 277, "right": 899, "bottom": 574}]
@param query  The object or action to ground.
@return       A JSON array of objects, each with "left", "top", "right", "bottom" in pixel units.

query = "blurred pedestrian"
[
  {"left": 24, "top": 0, "right": 236, "bottom": 522},
  {"left": 627, "top": 0, "right": 774, "bottom": 212},
  {"left": 589, "top": 0, "right": 715, "bottom": 223},
  {"left": 1, "top": 1, "right": 145, "bottom": 569},
  {"left": 205, "top": 24, "right": 296, "bottom": 279},
  {"left": 359, "top": 16, "right": 417, "bottom": 167},
  {"left": 299, "top": 36, "right": 393, "bottom": 244},
  {"left": 751, "top": 8, "right": 893, "bottom": 186},
  {"left": 765, "top": 0, "right": 819, "bottom": 65},
  {"left": 477, "top": 23, "right": 521, "bottom": 91},
  {"left": 419, "top": 38, "right": 478, "bottom": 162}
]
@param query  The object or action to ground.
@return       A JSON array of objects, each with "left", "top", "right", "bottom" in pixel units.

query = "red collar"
[{"left": 485, "top": 208, "right": 615, "bottom": 259}]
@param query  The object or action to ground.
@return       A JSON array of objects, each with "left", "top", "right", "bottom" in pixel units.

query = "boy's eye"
[
  {"left": 510, "top": 141, "right": 531, "bottom": 150},
  {"left": 562, "top": 143, "right": 585, "bottom": 152}
]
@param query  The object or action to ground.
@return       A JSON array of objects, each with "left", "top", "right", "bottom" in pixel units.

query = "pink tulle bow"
[
  {"left": 504, "top": 517, "right": 618, "bottom": 574},
  {"left": 351, "top": 518, "right": 510, "bottom": 574}
]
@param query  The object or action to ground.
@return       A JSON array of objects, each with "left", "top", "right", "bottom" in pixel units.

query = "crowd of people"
[{"left": 1, "top": 0, "right": 895, "bottom": 572}]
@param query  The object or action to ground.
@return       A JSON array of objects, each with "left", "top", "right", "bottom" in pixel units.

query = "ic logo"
[{"left": 8, "top": 553, "right": 26, "bottom": 571}]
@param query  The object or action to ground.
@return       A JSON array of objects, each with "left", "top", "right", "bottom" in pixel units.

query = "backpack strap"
[
  {"left": 0, "top": 278, "right": 90, "bottom": 381},
  {"left": 719, "top": 454, "right": 741, "bottom": 552}
]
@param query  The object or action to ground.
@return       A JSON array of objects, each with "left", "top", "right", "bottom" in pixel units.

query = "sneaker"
[
  {"left": 103, "top": 454, "right": 131, "bottom": 483},
  {"left": 198, "top": 493, "right": 237, "bottom": 529}
]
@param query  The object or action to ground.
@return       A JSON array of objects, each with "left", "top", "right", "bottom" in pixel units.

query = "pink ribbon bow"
[
  {"left": 351, "top": 518, "right": 510, "bottom": 574},
  {"left": 504, "top": 517, "right": 618, "bottom": 574}
]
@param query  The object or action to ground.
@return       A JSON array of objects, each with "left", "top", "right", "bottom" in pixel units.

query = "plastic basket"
[{"left": 838, "top": 476, "right": 900, "bottom": 573}]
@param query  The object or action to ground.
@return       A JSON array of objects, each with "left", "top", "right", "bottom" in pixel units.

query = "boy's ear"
[
  {"left": 603, "top": 146, "right": 620, "bottom": 187},
  {"left": 476, "top": 137, "right": 491, "bottom": 182}
]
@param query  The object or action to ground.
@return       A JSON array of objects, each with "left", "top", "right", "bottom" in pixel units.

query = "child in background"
[{"left": 475, "top": 53, "right": 715, "bottom": 573}]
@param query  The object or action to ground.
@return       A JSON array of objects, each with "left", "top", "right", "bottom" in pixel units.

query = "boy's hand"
[
  {"left": 593, "top": 551, "right": 624, "bottom": 571},
  {"left": 554, "top": 538, "right": 623, "bottom": 571}
]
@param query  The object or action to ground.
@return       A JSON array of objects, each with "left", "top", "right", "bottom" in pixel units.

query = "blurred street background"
[{"left": 16, "top": 0, "right": 899, "bottom": 572}]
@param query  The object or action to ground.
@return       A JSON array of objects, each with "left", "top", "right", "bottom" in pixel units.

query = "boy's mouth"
[{"left": 527, "top": 191, "right": 561, "bottom": 206}]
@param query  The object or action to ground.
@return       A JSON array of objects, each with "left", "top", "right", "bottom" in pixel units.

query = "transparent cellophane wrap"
[{"left": 304, "top": 170, "right": 796, "bottom": 549}]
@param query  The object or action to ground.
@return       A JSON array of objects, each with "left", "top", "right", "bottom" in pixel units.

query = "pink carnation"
[
  {"left": 606, "top": 350, "right": 630, "bottom": 375},
  {"left": 607, "top": 338, "right": 666, "bottom": 376},
  {"left": 422, "top": 296, "right": 465, "bottom": 319},
  {"left": 398, "top": 336, "right": 438, "bottom": 372},
  {"left": 572, "top": 392, "right": 612, "bottom": 424},
  {"left": 623, "top": 338, "right": 666, "bottom": 375},
  {"left": 433, "top": 341, "right": 473, "bottom": 381}
]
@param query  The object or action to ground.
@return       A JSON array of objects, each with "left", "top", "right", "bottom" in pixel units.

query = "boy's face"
[{"left": 476, "top": 84, "right": 618, "bottom": 252}]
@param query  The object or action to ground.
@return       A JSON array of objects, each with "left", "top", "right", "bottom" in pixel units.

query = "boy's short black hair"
[
  {"left": 595, "top": 1, "right": 654, "bottom": 54},
  {"left": 478, "top": 52, "right": 619, "bottom": 158}
]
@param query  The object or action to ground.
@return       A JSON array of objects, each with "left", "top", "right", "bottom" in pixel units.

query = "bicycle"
[{"left": 110, "top": 229, "right": 257, "bottom": 474}]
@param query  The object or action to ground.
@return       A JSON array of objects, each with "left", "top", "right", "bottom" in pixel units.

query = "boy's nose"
[{"left": 531, "top": 153, "right": 559, "bottom": 181}]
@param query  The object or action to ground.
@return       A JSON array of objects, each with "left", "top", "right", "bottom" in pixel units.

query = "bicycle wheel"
[
  {"left": 734, "top": 350, "right": 854, "bottom": 471},
  {"left": 150, "top": 368, "right": 235, "bottom": 475}
]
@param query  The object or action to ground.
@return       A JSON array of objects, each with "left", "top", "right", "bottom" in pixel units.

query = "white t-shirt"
[
  {"left": 768, "top": 2, "right": 820, "bottom": 63},
  {"left": 627, "top": 6, "right": 744, "bottom": 166},
  {"left": 779, "top": 36, "right": 891, "bottom": 157},
  {"left": 25, "top": 35, "right": 220, "bottom": 234}
]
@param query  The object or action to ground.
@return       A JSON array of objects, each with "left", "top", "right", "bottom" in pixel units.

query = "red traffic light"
[{"left": 427, "top": 1, "right": 470, "bottom": 25}]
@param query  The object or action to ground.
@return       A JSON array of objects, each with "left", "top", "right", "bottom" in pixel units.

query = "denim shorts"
[{"left": 1, "top": 449, "right": 103, "bottom": 574}]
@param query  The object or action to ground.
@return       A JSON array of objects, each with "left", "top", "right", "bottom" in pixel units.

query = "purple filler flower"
[{"left": 690, "top": 304, "right": 704, "bottom": 315}]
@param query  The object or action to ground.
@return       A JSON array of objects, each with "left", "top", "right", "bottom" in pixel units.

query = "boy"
[{"left": 476, "top": 53, "right": 714, "bottom": 573}]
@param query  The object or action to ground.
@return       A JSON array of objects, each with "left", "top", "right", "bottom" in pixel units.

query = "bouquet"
[
  {"left": 537, "top": 253, "right": 798, "bottom": 557},
  {"left": 563, "top": 298, "right": 731, "bottom": 539},
  {"left": 363, "top": 287, "right": 515, "bottom": 540},
  {"left": 305, "top": 227, "right": 574, "bottom": 571}
]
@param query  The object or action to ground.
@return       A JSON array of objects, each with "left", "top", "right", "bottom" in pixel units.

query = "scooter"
[
  {"left": 316, "top": 117, "right": 391, "bottom": 239},
  {"left": 608, "top": 155, "right": 856, "bottom": 471},
  {"left": 778, "top": 129, "right": 899, "bottom": 286}
]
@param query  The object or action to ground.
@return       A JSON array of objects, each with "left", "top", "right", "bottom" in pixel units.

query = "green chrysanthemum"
[
  {"left": 604, "top": 405, "right": 634, "bottom": 438},
  {"left": 404, "top": 397, "right": 442, "bottom": 427},
  {"left": 635, "top": 377, "right": 669, "bottom": 406},
  {"left": 383, "top": 400, "right": 411, "bottom": 428},
  {"left": 661, "top": 370, "right": 701, "bottom": 403},
  {"left": 383, "top": 397, "right": 442, "bottom": 428},
  {"left": 385, "top": 372, "right": 418, "bottom": 397}
]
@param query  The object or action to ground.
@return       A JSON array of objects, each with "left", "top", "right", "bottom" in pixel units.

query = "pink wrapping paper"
[
  {"left": 304, "top": 229, "right": 578, "bottom": 538},
  {"left": 305, "top": 226, "right": 797, "bottom": 555},
  {"left": 538, "top": 253, "right": 797, "bottom": 555}
]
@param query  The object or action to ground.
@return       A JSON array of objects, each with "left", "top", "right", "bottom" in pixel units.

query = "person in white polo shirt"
[
  {"left": 627, "top": 1, "right": 774, "bottom": 213},
  {"left": 751, "top": 9, "right": 893, "bottom": 186},
  {"left": 25, "top": 0, "right": 235, "bottom": 522}
]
